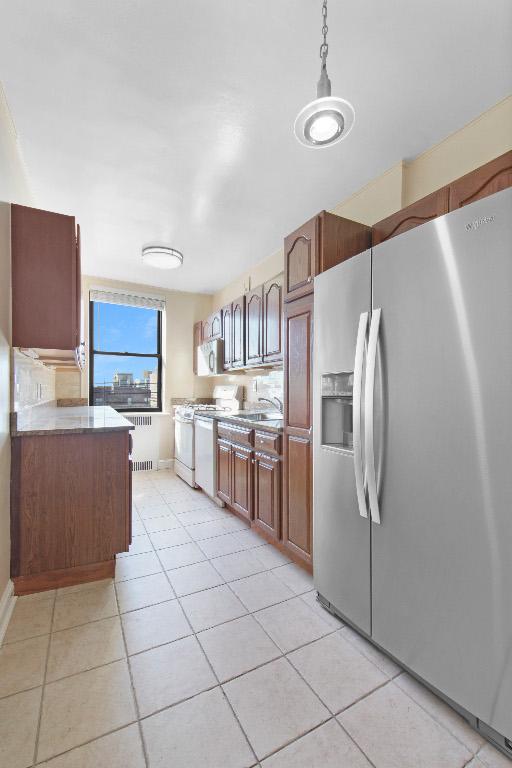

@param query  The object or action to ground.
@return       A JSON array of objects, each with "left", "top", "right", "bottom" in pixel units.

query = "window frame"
[{"left": 88, "top": 300, "right": 163, "bottom": 413}]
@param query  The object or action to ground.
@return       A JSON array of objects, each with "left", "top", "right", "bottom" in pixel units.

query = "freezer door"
[
  {"left": 371, "top": 188, "right": 512, "bottom": 738},
  {"left": 313, "top": 249, "right": 372, "bottom": 633}
]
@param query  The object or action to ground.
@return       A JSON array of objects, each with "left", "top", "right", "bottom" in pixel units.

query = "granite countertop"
[
  {"left": 197, "top": 411, "right": 283, "bottom": 434},
  {"left": 11, "top": 405, "right": 135, "bottom": 437}
]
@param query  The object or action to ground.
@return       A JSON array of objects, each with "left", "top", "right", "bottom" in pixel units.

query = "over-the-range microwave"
[{"left": 197, "top": 339, "right": 224, "bottom": 376}]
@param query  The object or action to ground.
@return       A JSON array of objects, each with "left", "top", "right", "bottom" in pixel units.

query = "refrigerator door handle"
[
  {"left": 365, "top": 307, "right": 382, "bottom": 524},
  {"left": 353, "top": 311, "right": 369, "bottom": 519}
]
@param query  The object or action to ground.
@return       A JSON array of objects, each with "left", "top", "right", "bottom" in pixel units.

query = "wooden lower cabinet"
[
  {"left": 216, "top": 428, "right": 282, "bottom": 535},
  {"left": 282, "top": 433, "right": 312, "bottom": 566},
  {"left": 216, "top": 438, "right": 232, "bottom": 504},
  {"left": 231, "top": 444, "right": 253, "bottom": 520},
  {"left": 10, "top": 430, "right": 132, "bottom": 595},
  {"left": 253, "top": 452, "right": 281, "bottom": 540},
  {"left": 216, "top": 438, "right": 253, "bottom": 521}
]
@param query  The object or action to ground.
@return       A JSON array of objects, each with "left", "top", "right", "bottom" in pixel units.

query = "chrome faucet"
[{"left": 258, "top": 396, "right": 283, "bottom": 414}]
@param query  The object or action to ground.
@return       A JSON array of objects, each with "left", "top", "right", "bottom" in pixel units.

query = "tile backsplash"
[
  {"left": 12, "top": 349, "right": 56, "bottom": 411},
  {"left": 217, "top": 368, "right": 283, "bottom": 410}
]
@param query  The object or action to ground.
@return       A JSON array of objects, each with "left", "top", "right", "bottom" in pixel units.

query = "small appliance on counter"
[{"left": 174, "top": 384, "right": 242, "bottom": 489}]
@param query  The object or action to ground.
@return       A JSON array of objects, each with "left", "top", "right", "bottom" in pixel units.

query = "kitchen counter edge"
[
  {"left": 11, "top": 405, "right": 135, "bottom": 437},
  {"left": 195, "top": 411, "right": 283, "bottom": 434}
]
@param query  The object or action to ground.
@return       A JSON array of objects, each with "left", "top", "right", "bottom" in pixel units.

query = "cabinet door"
[
  {"left": 75, "top": 223, "right": 81, "bottom": 348},
  {"left": 283, "top": 434, "right": 312, "bottom": 564},
  {"left": 284, "top": 216, "right": 318, "bottom": 302},
  {"left": 284, "top": 294, "right": 313, "bottom": 431},
  {"left": 372, "top": 187, "right": 450, "bottom": 246},
  {"left": 210, "top": 311, "right": 222, "bottom": 340},
  {"left": 449, "top": 151, "right": 512, "bottom": 210},
  {"left": 193, "top": 321, "right": 203, "bottom": 375},
  {"left": 11, "top": 204, "right": 79, "bottom": 350},
  {"left": 263, "top": 274, "right": 283, "bottom": 362},
  {"left": 10, "top": 431, "right": 130, "bottom": 579},
  {"left": 231, "top": 444, "right": 253, "bottom": 520},
  {"left": 254, "top": 453, "right": 281, "bottom": 539},
  {"left": 231, "top": 296, "right": 245, "bottom": 368},
  {"left": 245, "top": 286, "right": 263, "bottom": 365},
  {"left": 283, "top": 293, "right": 314, "bottom": 567},
  {"left": 216, "top": 439, "right": 232, "bottom": 504},
  {"left": 221, "top": 303, "right": 233, "bottom": 369},
  {"left": 202, "top": 318, "right": 211, "bottom": 341}
]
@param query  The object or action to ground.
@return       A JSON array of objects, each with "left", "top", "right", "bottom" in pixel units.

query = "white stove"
[{"left": 174, "top": 385, "right": 242, "bottom": 488}]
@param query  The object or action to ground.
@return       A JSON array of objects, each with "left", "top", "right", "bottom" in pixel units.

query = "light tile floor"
[{"left": 1, "top": 469, "right": 509, "bottom": 767}]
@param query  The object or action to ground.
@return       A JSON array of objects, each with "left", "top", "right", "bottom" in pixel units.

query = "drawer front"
[
  {"left": 217, "top": 422, "right": 233, "bottom": 440},
  {"left": 254, "top": 430, "right": 281, "bottom": 456},
  {"left": 217, "top": 422, "right": 254, "bottom": 447}
]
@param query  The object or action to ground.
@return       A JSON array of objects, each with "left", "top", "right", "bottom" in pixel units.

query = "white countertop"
[{"left": 12, "top": 405, "right": 134, "bottom": 436}]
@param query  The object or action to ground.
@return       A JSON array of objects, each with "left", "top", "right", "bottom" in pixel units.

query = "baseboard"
[
  {"left": 0, "top": 579, "right": 16, "bottom": 645},
  {"left": 158, "top": 459, "right": 173, "bottom": 470},
  {"left": 13, "top": 559, "right": 115, "bottom": 596}
]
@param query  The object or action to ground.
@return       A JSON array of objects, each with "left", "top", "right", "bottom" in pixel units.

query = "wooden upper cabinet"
[
  {"left": 11, "top": 204, "right": 81, "bottom": 350},
  {"left": 231, "top": 295, "right": 245, "bottom": 368},
  {"left": 210, "top": 310, "right": 222, "bottom": 340},
  {"left": 284, "top": 216, "right": 318, "bottom": 302},
  {"left": 284, "top": 294, "right": 313, "bottom": 432},
  {"left": 201, "top": 318, "right": 211, "bottom": 341},
  {"left": 372, "top": 187, "right": 450, "bottom": 246},
  {"left": 263, "top": 274, "right": 283, "bottom": 363},
  {"left": 372, "top": 152, "right": 512, "bottom": 247},
  {"left": 75, "top": 223, "right": 82, "bottom": 348},
  {"left": 449, "top": 151, "right": 512, "bottom": 210},
  {"left": 285, "top": 212, "right": 371, "bottom": 301},
  {"left": 193, "top": 321, "right": 203, "bottom": 375},
  {"left": 245, "top": 286, "right": 263, "bottom": 365},
  {"left": 221, "top": 303, "right": 233, "bottom": 370}
]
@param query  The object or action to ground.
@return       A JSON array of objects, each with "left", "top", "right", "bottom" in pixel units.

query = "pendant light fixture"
[
  {"left": 142, "top": 245, "right": 183, "bottom": 269},
  {"left": 294, "top": 0, "right": 355, "bottom": 148}
]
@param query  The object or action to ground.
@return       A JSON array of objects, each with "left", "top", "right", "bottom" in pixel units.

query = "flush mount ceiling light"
[
  {"left": 294, "top": 0, "right": 355, "bottom": 148},
  {"left": 142, "top": 245, "right": 183, "bottom": 269}
]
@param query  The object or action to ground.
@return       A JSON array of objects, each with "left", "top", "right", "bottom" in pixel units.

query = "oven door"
[{"left": 174, "top": 416, "right": 194, "bottom": 470}]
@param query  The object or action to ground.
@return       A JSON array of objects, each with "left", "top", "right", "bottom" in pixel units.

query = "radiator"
[{"left": 125, "top": 413, "right": 172, "bottom": 471}]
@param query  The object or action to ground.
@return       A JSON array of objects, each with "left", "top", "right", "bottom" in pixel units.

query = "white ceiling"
[{"left": 1, "top": 0, "right": 511, "bottom": 293}]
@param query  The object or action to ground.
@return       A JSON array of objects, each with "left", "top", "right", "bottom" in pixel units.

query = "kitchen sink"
[{"left": 235, "top": 412, "right": 283, "bottom": 421}]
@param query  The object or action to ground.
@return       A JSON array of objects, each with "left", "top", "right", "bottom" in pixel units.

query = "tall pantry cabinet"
[{"left": 282, "top": 212, "right": 371, "bottom": 569}]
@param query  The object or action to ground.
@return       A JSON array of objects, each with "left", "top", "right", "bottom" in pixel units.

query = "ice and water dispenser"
[{"left": 321, "top": 372, "right": 354, "bottom": 450}]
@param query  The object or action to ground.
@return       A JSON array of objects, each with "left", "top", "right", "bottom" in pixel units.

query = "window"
[{"left": 89, "top": 294, "right": 163, "bottom": 412}]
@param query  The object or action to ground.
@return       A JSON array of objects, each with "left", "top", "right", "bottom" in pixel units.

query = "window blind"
[{"left": 89, "top": 289, "right": 165, "bottom": 311}]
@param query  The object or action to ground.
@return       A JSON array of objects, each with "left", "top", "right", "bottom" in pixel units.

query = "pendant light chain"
[{"left": 320, "top": 0, "right": 329, "bottom": 71}]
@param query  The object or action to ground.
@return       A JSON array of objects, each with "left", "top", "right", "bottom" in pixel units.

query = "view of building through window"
[{"left": 89, "top": 301, "right": 162, "bottom": 411}]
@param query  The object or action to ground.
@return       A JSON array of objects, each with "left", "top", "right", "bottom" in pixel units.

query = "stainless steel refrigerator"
[{"left": 313, "top": 187, "right": 512, "bottom": 753}]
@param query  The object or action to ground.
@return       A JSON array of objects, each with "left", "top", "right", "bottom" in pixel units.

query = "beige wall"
[
  {"left": 0, "top": 83, "right": 33, "bottom": 603},
  {"left": 213, "top": 96, "right": 512, "bottom": 307}
]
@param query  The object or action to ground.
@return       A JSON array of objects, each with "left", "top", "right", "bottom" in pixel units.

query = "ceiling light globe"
[
  {"left": 294, "top": 96, "right": 355, "bottom": 148},
  {"left": 142, "top": 246, "right": 183, "bottom": 269},
  {"left": 306, "top": 110, "right": 343, "bottom": 144}
]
